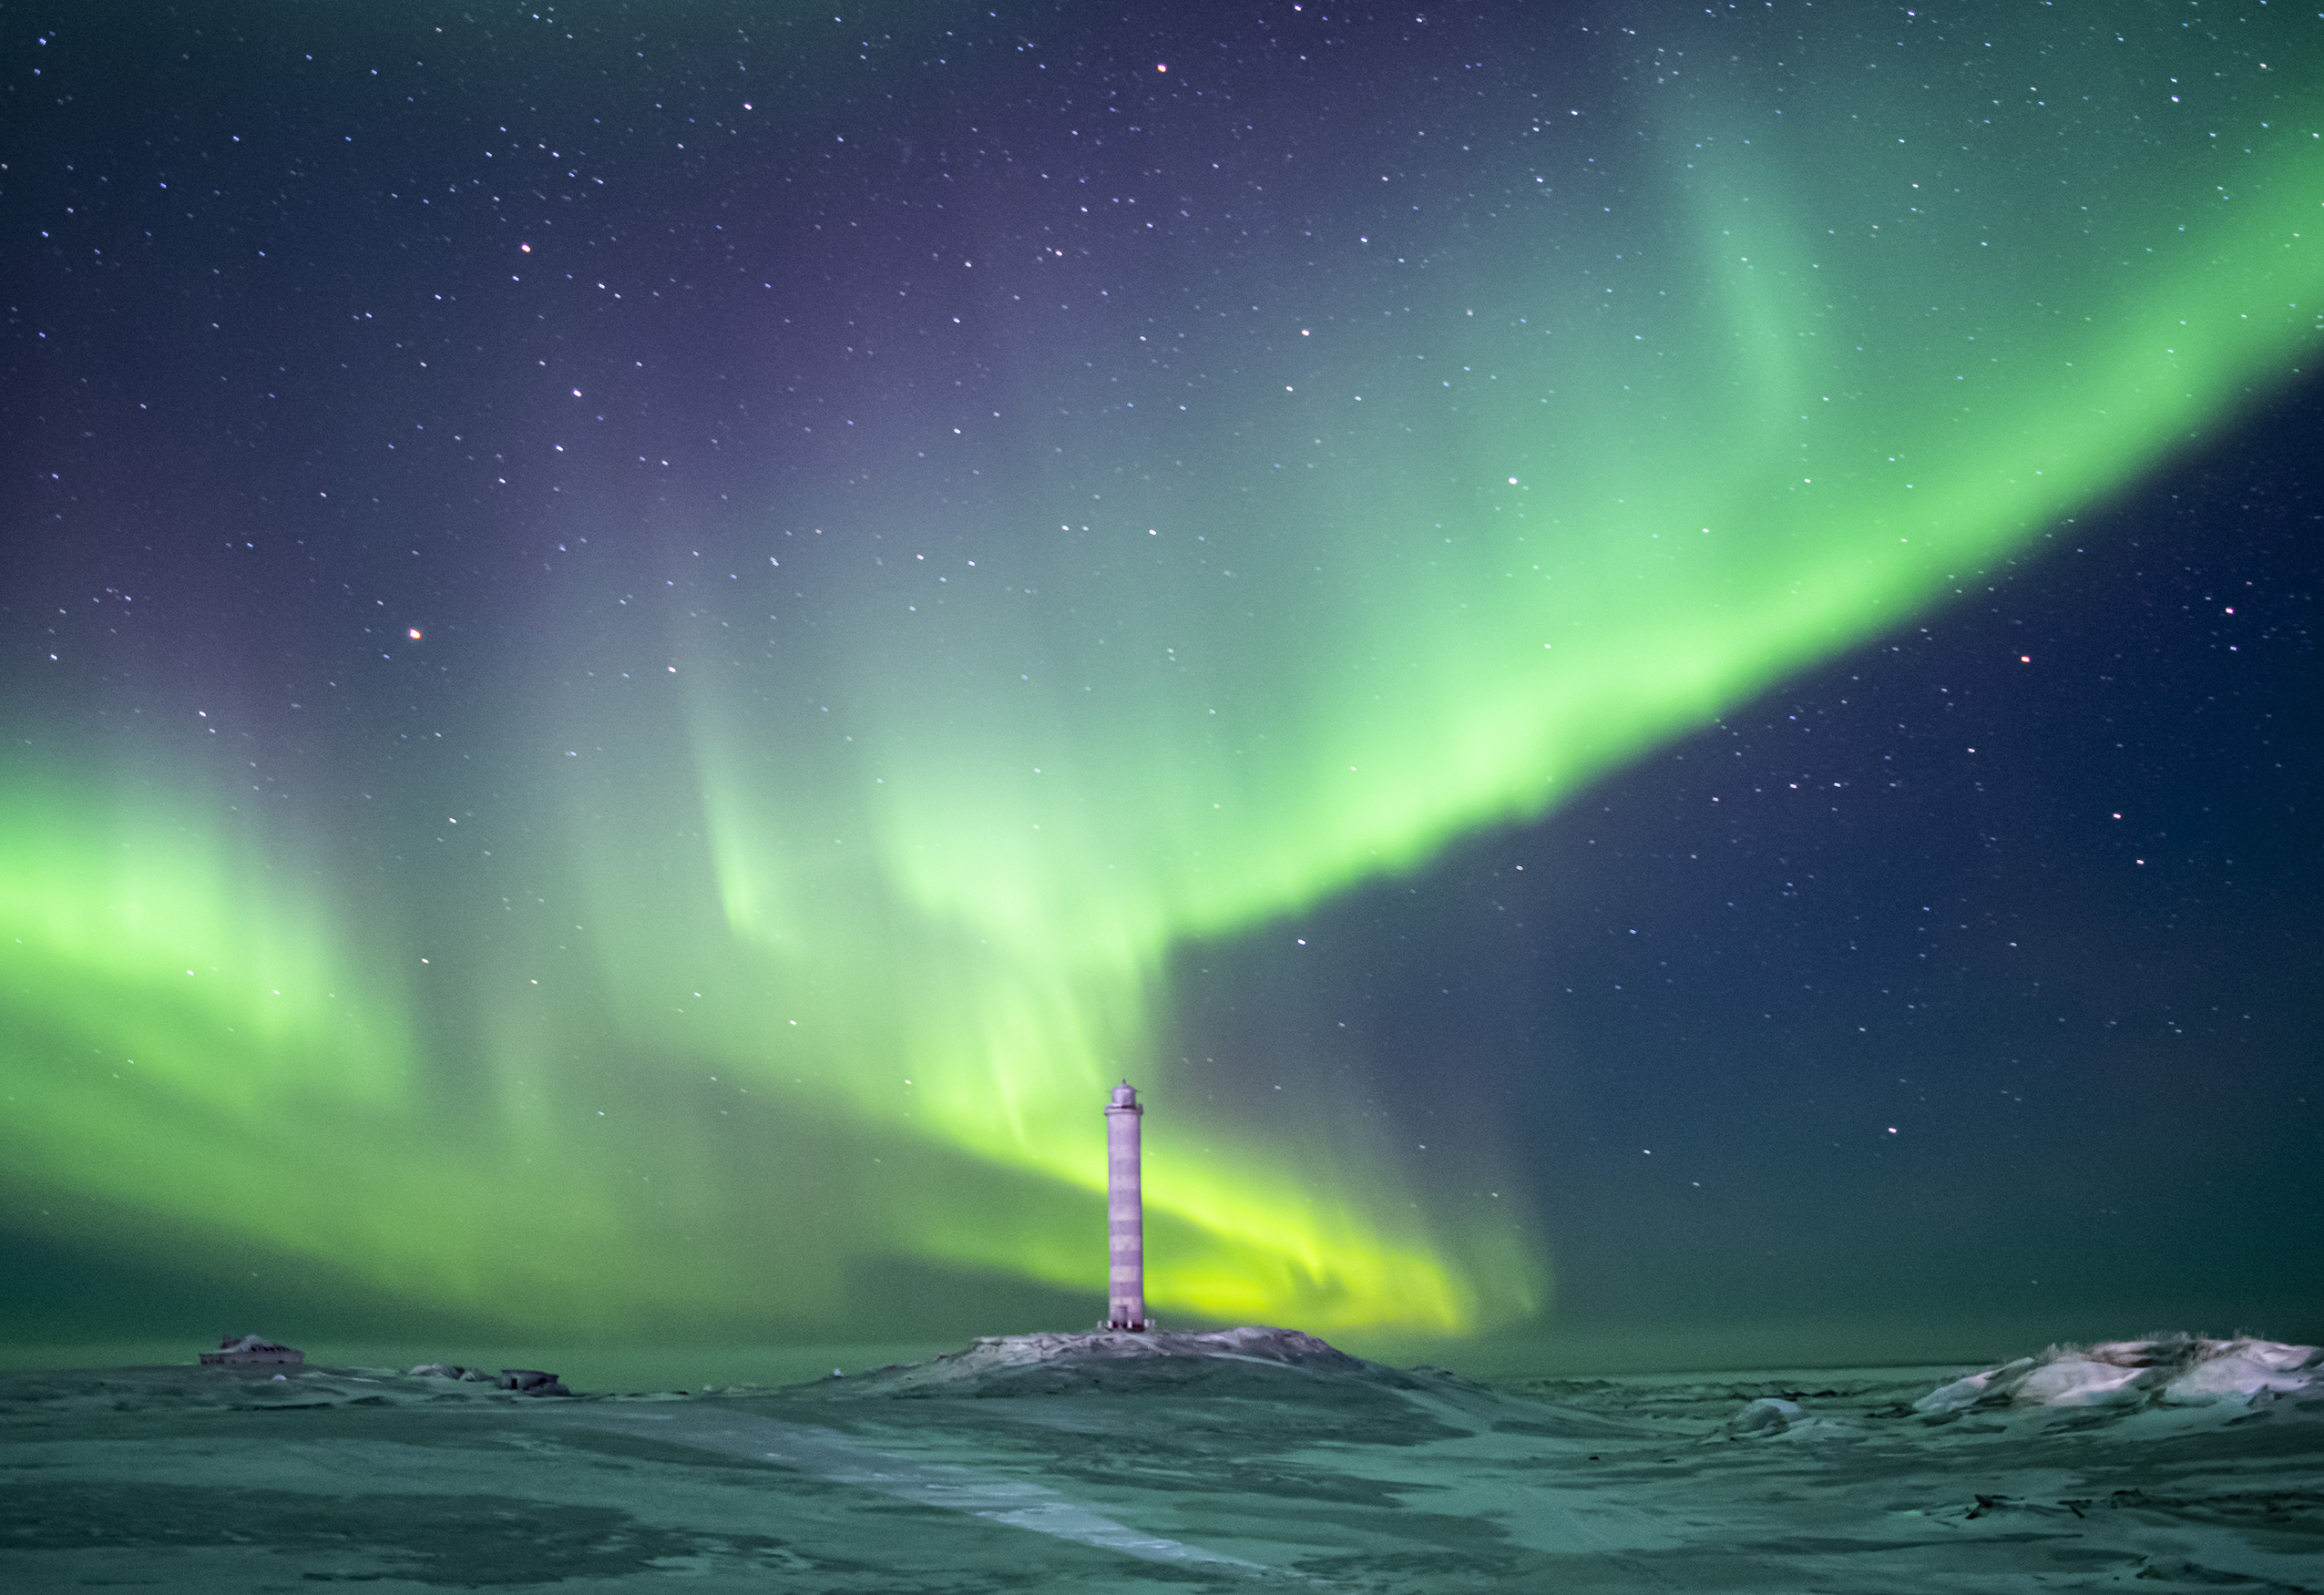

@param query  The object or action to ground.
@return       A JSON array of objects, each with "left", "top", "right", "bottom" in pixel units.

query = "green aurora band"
[{"left": 5, "top": 10, "right": 2320, "bottom": 1341}]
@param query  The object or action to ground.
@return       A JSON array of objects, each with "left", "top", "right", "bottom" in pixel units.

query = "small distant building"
[
  {"left": 497, "top": 1368, "right": 571, "bottom": 1396},
  {"left": 200, "top": 1334, "right": 304, "bottom": 1366},
  {"left": 1105, "top": 1079, "right": 1151, "bottom": 1331}
]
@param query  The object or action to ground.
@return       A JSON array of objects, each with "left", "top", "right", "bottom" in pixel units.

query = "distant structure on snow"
[
  {"left": 1105, "top": 1079, "right": 1151, "bottom": 1330},
  {"left": 200, "top": 1334, "right": 304, "bottom": 1366}
]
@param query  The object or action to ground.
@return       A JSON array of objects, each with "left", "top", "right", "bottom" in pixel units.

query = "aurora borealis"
[{"left": 4, "top": 3, "right": 2320, "bottom": 1357}]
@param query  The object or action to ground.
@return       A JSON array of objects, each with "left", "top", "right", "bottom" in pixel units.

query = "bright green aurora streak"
[{"left": 5, "top": 13, "right": 2319, "bottom": 1342}]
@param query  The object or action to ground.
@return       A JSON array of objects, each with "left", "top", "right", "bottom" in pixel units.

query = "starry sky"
[{"left": 3, "top": 2, "right": 2319, "bottom": 1365}]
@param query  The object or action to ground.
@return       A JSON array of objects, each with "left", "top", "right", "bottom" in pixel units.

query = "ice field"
[{"left": 3, "top": 1328, "right": 2317, "bottom": 1591}]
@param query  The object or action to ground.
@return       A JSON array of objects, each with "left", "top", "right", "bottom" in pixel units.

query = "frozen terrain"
[{"left": 1, "top": 1328, "right": 2316, "bottom": 1591}]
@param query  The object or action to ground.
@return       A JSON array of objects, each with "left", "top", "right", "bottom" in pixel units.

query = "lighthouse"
[{"left": 1104, "top": 1079, "right": 1150, "bottom": 1331}]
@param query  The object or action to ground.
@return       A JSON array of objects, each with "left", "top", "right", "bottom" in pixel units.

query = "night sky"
[{"left": 4, "top": 2, "right": 2319, "bottom": 1366}]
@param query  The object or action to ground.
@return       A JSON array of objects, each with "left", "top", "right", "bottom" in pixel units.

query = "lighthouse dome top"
[{"left": 1109, "top": 1080, "right": 1140, "bottom": 1109}]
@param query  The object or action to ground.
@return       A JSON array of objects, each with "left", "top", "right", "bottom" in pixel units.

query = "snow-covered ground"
[{"left": 2, "top": 1328, "right": 2316, "bottom": 1591}]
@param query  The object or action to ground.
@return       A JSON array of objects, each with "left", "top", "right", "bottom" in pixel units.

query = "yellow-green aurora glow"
[{"left": 4, "top": 6, "right": 2319, "bottom": 1340}]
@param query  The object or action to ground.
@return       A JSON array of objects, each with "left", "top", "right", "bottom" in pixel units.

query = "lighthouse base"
[{"left": 797, "top": 1325, "right": 1376, "bottom": 1401}]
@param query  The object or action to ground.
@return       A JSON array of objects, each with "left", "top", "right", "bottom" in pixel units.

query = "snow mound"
[
  {"left": 1723, "top": 1396, "right": 1804, "bottom": 1436},
  {"left": 1912, "top": 1334, "right": 2321, "bottom": 1416},
  {"left": 799, "top": 1325, "right": 1425, "bottom": 1400}
]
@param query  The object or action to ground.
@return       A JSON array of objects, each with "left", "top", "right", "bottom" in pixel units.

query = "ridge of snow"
[{"left": 1912, "top": 1335, "right": 2322, "bottom": 1416}]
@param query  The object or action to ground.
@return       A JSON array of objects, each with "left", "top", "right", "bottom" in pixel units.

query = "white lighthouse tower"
[{"left": 1104, "top": 1079, "right": 1150, "bottom": 1331}]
